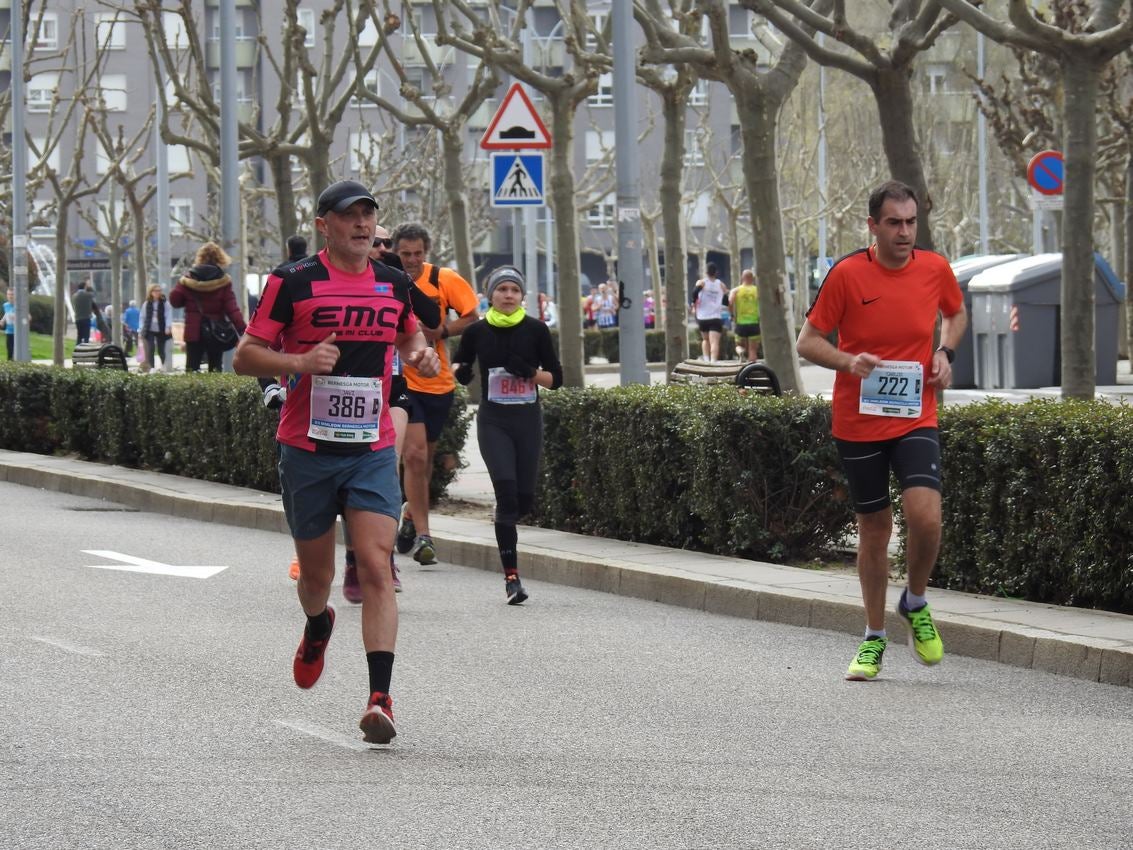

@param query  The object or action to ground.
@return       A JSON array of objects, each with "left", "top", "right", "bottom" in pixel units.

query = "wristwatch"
[{"left": 936, "top": 345, "right": 955, "bottom": 364}]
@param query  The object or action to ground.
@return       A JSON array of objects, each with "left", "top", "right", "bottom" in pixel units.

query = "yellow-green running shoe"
[
  {"left": 845, "top": 636, "right": 888, "bottom": 681},
  {"left": 898, "top": 599, "right": 944, "bottom": 665}
]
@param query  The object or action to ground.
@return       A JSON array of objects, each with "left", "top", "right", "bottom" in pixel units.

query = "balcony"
[
  {"left": 206, "top": 37, "right": 257, "bottom": 69},
  {"left": 401, "top": 35, "right": 454, "bottom": 67}
]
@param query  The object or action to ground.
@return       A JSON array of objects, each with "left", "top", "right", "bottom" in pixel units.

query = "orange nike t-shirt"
[
  {"left": 404, "top": 262, "right": 479, "bottom": 395},
  {"left": 806, "top": 247, "right": 963, "bottom": 442}
]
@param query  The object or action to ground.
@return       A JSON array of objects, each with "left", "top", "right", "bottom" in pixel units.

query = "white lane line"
[
  {"left": 30, "top": 636, "right": 106, "bottom": 657},
  {"left": 273, "top": 719, "right": 372, "bottom": 752}
]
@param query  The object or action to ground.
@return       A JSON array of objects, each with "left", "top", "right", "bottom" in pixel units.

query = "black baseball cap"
[{"left": 316, "top": 180, "right": 379, "bottom": 217}]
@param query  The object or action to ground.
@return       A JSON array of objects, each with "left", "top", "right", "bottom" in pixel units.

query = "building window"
[
  {"left": 689, "top": 79, "right": 709, "bottom": 107},
  {"left": 95, "top": 13, "right": 126, "bottom": 50},
  {"left": 95, "top": 141, "right": 113, "bottom": 175},
  {"left": 31, "top": 137, "right": 60, "bottom": 173},
  {"left": 169, "top": 198, "right": 193, "bottom": 235},
  {"left": 684, "top": 129, "right": 706, "bottom": 167},
  {"left": 358, "top": 16, "right": 379, "bottom": 46},
  {"left": 349, "top": 131, "right": 379, "bottom": 172},
  {"left": 98, "top": 74, "right": 129, "bottom": 112},
  {"left": 297, "top": 9, "right": 316, "bottom": 47},
  {"left": 163, "top": 12, "right": 190, "bottom": 49},
  {"left": 351, "top": 69, "right": 379, "bottom": 106},
  {"left": 35, "top": 12, "right": 59, "bottom": 50},
  {"left": 167, "top": 145, "right": 191, "bottom": 174},
  {"left": 585, "top": 130, "right": 614, "bottom": 163},
  {"left": 27, "top": 73, "right": 58, "bottom": 112},
  {"left": 585, "top": 13, "right": 606, "bottom": 51},
  {"left": 589, "top": 73, "right": 613, "bottom": 107},
  {"left": 98, "top": 198, "right": 127, "bottom": 227},
  {"left": 585, "top": 197, "right": 615, "bottom": 229}
]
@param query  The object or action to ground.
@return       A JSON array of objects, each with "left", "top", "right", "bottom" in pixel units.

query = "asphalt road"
[{"left": 4, "top": 482, "right": 1131, "bottom": 850}]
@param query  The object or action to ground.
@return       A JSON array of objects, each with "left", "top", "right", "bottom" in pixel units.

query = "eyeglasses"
[{"left": 373, "top": 238, "right": 393, "bottom": 249}]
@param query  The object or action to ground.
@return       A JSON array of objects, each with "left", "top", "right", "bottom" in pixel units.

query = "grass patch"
[{"left": 29, "top": 333, "right": 77, "bottom": 361}]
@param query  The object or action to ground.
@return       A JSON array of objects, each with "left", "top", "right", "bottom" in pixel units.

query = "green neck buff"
[{"left": 486, "top": 306, "right": 526, "bottom": 328}]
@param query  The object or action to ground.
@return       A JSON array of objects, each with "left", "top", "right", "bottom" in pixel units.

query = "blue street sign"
[{"left": 491, "top": 153, "right": 545, "bottom": 207}]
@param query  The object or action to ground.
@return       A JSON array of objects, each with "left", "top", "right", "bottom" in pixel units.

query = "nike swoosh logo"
[{"left": 862, "top": 297, "right": 881, "bottom": 305}]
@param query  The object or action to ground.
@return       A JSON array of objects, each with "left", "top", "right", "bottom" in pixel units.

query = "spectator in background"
[
  {"left": 692, "top": 262, "right": 728, "bottom": 361},
  {"left": 122, "top": 299, "right": 140, "bottom": 357},
  {"left": 286, "top": 234, "right": 308, "bottom": 263},
  {"left": 2, "top": 288, "right": 15, "bottom": 360},
  {"left": 596, "top": 281, "right": 617, "bottom": 329},
  {"left": 538, "top": 292, "right": 558, "bottom": 328},
  {"left": 582, "top": 286, "right": 598, "bottom": 329},
  {"left": 139, "top": 284, "right": 173, "bottom": 372},
  {"left": 643, "top": 289, "right": 656, "bottom": 329},
  {"left": 170, "top": 241, "right": 247, "bottom": 373},
  {"left": 72, "top": 281, "right": 96, "bottom": 344}
]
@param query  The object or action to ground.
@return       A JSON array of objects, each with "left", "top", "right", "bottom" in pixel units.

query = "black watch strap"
[{"left": 937, "top": 345, "right": 955, "bottom": 364}]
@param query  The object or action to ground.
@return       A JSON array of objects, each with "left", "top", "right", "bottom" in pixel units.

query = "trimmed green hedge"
[
  {"left": 0, "top": 364, "right": 471, "bottom": 500},
  {"left": 936, "top": 399, "right": 1133, "bottom": 613},
  {"left": 537, "top": 385, "right": 853, "bottom": 561}
]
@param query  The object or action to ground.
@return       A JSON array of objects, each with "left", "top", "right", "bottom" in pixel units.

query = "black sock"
[
  {"left": 345, "top": 548, "right": 356, "bottom": 566},
  {"left": 494, "top": 522, "right": 518, "bottom": 574},
  {"left": 305, "top": 608, "right": 332, "bottom": 641},
  {"left": 367, "top": 651, "right": 395, "bottom": 695}
]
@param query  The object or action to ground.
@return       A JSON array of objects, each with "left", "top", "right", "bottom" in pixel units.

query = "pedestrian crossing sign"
[{"left": 491, "top": 153, "right": 545, "bottom": 208}]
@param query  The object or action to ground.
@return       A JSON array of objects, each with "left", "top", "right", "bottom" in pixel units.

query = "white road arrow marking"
[{"left": 82, "top": 550, "right": 228, "bottom": 579}]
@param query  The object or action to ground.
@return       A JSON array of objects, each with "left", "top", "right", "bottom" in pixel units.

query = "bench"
[
  {"left": 669, "top": 358, "right": 781, "bottom": 395},
  {"left": 72, "top": 342, "right": 129, "bottom": 371}
]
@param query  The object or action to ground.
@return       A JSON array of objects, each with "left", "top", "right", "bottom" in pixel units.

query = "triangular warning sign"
[{"left": 480, "top": 82, "right": 552, "bottom": 150}]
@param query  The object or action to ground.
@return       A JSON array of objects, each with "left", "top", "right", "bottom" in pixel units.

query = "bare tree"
[
  {"left": 438, "top": 0, "right": 609, "bottom": 388},
  {"left": 634, "top": 1, "right": 701, "bottom": 374},
  {"left": 741, "top": 0, "right": 964, "bottom": 253},
  {"left": 934, "top": 0, "right": 1133, "bottom": 398},
  {"left": 347, "top": 1, "right": 500, "bottom": 282},
  {"left": 136, "top": 0, "right": 389, "bottom": 246},
  {"left": 639, "top": 0, "right": 833, "bottom": 393}
]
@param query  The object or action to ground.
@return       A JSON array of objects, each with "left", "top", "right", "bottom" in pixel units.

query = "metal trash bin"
[
  {"left": 949, "top": 254, "right": 1024, "bottom": 388},
  {"left": 968, "top": 252, "right": 1125, "bottom": 389}
]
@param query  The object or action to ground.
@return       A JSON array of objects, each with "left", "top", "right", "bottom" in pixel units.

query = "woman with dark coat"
[{"left": 170, "top": 241, "right": 247, "bottom": 372}]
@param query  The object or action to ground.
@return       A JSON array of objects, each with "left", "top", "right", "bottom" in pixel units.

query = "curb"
[{"left": 2, "top": 454, "right": 1130, "bottom": 689}]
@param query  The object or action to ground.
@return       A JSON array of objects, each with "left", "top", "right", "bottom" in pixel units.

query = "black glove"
[
  {"left": 505, "top": 353, "right": 537, "bottom": 379},
  {"left": 454, "top": 362, "right": 474, "bottom": 385}
]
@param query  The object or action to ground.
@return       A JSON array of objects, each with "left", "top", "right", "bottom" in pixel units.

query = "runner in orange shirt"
[
  {"left": 391, "top": 223, "right": 480, "bottom": 565},
  {"left": 797, "top": 180, "right": 967, "bottom": 682}
]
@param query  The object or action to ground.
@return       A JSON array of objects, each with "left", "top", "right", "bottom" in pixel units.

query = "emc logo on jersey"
[{"left": 311, "top": 304, "right": 400, "bottom": 329}]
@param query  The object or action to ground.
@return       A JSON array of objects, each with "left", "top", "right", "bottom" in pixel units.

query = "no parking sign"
[{"left": 1027, "top": 150, "right": 1063, "bottom": 196}]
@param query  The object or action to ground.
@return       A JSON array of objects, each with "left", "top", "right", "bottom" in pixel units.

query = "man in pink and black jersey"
[{"left": 234, "top": 180, "right": 440, "bottom": 744}]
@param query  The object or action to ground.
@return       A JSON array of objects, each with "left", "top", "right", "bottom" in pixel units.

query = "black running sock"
[
  {"left": 345, "top": 548, "right": 356, "bottom": 567},
  {"left": 306, "top": 608, "right": 332, "bottom": 641},
  {"left": 367, "top": 651, "right": 395, "bottom": 695},
  {"left": 495, "top": 522, "right": 518, "bottom": 572}
]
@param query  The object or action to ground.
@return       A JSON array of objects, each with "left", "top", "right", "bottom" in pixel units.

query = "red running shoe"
[
  {"left": 292, "top": 606, "right": 335, "bottom": 689},
  {"left": 359, "top": 691, "right": 397, "bottom": 744}
]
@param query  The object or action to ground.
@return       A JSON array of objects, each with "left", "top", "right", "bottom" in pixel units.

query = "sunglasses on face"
[{"left": 373, "top": 238, "right": 393, "bottom": 249}]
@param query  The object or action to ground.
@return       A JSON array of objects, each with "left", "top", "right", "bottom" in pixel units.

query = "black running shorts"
[{"left": 834, "top": 427, "right": 942, "bottom": 515}]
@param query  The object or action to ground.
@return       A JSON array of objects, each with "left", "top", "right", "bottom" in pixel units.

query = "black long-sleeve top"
[{"left": 452, "top": 316, "right": 564, "bottom": 406}]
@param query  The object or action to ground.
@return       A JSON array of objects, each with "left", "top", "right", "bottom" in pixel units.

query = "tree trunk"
[
  {"left": 1125, "top": 152, "right": 1133, "bottom": 371},
  {"left": 659, "top": 87, "right": 689, "bottom": 375},
  {"left": 53, "top": 220, "right": 69, "bottom": 366},
  {"left": 735, "top": 86, "right": 804, "bottom": 393},
  {"left": 268, "top": 154, "right": 299, "bottom": 250},
  {"left": 442, "top": 126, "right": 475, "bottom": 285},
  {"left": 110, "top": 248, "right": 123, "bottom": 347},
  {"left": 547, "top": 90, "right": 584, "bottom": 388},
  {"left": 132, "top": 201, "right": 148, "bottom": 307},
  {"left": 1060, "top": 58, "right": 1099, "bottom": 399},
  {"left": 871, "top": 68, "right": 936, "bottom": 252}
]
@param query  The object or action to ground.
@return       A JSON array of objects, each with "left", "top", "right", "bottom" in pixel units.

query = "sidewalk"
[{"left": 3, "top": 447, "right": 1130, "bottom": 688}]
